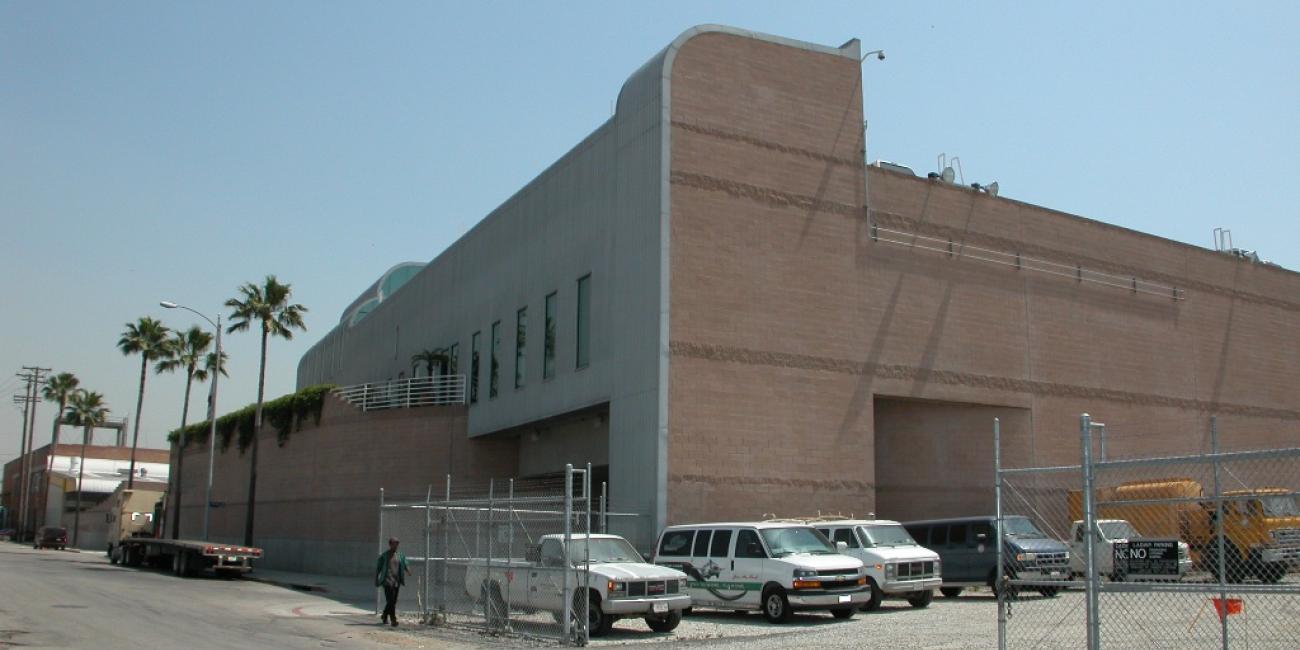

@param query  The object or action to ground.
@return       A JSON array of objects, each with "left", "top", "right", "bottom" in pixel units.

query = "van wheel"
[
  {"left": 1037, "top": 587, "right": 1060, "bottom": 598},
  {"left": 908, "top": 590, "right": 934, "bottom": 608},
  {"left": 481, "top": 583, "right": 507, "bottom": 630},
  {"left": 861, "top": 578, "right": 883, "bottom": 611},
  {"left": 831, "top": 607, "right": 855, "bottom": 619},
  {"left": 644, "top": 610, "right": 682, "bottom": 632},
  {"left": 761, "top": 587, "right": 792, "bottom": 623},
  {"left": 940, "top": 587, "right": 963, "bottom": 598}
]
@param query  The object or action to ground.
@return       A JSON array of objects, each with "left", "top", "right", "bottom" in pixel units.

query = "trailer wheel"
[{"left": 109, "top": 545, "right": 119, "bottom": 565}]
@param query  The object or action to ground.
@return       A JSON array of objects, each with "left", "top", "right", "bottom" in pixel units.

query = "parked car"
[
  {"left": 809, "top": 518, "right": 941, "bottom": 610},
  {"left": 653, "top": 521, "right": 869, "bottom": 623},
  {"left": 0, "top": 527, "right": 15, "bottom": 542},
  {"left": 35, "top": 526, "right": 68, "bottom": 550},
  {"left": 903, "top": 515, "right": 1070, "bottom": 598}
]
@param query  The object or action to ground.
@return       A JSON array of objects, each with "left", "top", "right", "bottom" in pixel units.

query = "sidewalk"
[{"left": 242, "top": 567, "right": 378, "bottom": 610}]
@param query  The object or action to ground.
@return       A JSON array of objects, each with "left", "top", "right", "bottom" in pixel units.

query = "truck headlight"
[
  {"left": 607, "top": 580, "right": 626, "bottom": 594},
  {"left": 885, "top": 563, "right": 896, "bottom": 579},
  {"left": 678, "top": 577, "right": 688, "bottom": 590},
  {"left": 934, "top": 560, "right": 941, "bottom": 576},
  {"left": 1015, "top": 552, "right": 1037, "bottom": 562},
  {"left": 793, "top": 568, "right": 818, "bottom": 579}
]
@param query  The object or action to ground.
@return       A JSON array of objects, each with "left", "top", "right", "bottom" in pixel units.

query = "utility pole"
[
  {"left": 16, "top": 367, "right": 50, "bottom": 541},
  {"left": 13, "top": 389, "right": 33, "bottom": 539}
]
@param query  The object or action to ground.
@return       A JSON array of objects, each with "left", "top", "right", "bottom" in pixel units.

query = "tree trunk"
[
  {"left": 244, "top": 327, "right": 268, "bottom": 547},
  {"left": 127, "top": 355, "right": 148, "bottom": 489},
  {"left": 171, "top": 370, "right": 195, "bottom": 539},
  {"left": 73, "top": 426, "right": 89, "bottom": 547}
]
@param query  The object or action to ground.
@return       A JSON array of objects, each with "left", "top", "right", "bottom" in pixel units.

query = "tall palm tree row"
[
  {"left": 156, "top": 326, "right": 220, "bottom": 539},
  {"left": 226, "top": 275, "right": 307, "bottom": 546},
  {"left": 118, "top": 317, "right": 174, "bottom": 489},
  {"left": 63, "top": 389, "right": 109, "bottom": 547}
]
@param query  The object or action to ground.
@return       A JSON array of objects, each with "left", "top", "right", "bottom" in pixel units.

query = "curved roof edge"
[{"left": 340, "top": 261, "right": 426, "bottom": 326}]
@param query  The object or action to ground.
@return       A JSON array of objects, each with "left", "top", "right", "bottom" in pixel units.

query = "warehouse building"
[{"left": 190, "top": 25, "right": 1300, "bottom": 570}]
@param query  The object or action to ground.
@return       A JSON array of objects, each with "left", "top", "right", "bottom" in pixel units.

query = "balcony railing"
[{"left": 334, "top": 375, "right": 467, "bottom": 412}]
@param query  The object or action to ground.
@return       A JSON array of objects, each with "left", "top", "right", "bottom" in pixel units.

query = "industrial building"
[{"left": 177, "top": 25, "right": 1300, "bottom": 574}]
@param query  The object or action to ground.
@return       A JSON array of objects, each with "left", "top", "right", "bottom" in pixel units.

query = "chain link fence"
[
  {"left": 997, "top": 415, "right": 1300, "bottom": 649},
  {"left": 377, "top": 464, "right": 639, "bottom": 646}
]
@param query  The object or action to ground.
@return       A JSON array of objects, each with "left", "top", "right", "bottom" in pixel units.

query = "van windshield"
[
  {"left": 859, "top": 524, "right": 917, "bottom": 547},
  {"left": 760, "top": 527, "right": 836, "bottom": 556},
  {"left": 1262, "top": 496, "right": 1300, "bottom": 517},
  {"left": 1003, "top": 518, "right": 1047, "bottom": 538}
]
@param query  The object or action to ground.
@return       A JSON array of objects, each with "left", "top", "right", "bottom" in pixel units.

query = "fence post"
[
  {"left": 424, "top": 484, "right": 432, "bottom": 623},
  {"left": 377, "top": 487, "right": 385, "bottom": 616},
  {"left": 563, "top": 464, "right": 573, "bottom": 644},
  {"left": 584, "top": 462, "right": 592, "bottom": 647},
  {"left": 506, "top": 478, "right": 515, "bottom": 625},
  {"left": 485, "top": 478, "right": 495, "bottom": 630},
  {"left": 994, "top": 417, "right": 1007, "bottom": 650},
  {"left": 1211, "top": 416, "right": 1229, "bottom": 650},
  {"left": 600, "top": 481, "right": 608, "bottom": 534},
  {"left": 441, "top": 474, "right": 450, "bottom": 620},
  {"left": 1081, "top": 414, "right": 1100, "bottom": 650}
]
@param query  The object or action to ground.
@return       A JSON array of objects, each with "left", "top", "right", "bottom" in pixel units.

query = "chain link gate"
[
  {"left": 997, "top": 415, "right": 1300, "bottom": 649},
  {"left": 378, "top": 464, "right": 614, "bottom": 645}
]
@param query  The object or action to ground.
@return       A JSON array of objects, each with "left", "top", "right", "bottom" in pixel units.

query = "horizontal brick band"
[
  {"left": 670, "top": 472, "right": 873, "bottom": 492},
  {"left": 669, "top": 340, "right": 1300, "bottom": 421},
  {"left": 670, "top": 170, "right": 860, "bottom": 217}
]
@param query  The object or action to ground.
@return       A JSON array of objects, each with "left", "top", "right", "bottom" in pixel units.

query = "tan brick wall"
[
  {"left": 665, "top": 32, "right": 1300, "bottom": 529},
  {"left": 175, "top": 394, "right": 517, "bottom": 572}
]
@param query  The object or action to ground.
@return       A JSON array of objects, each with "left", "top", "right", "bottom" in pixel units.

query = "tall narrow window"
[
  {"left": 576, "top": 274, "right": 591, "bottom": 369},
  {"left": 515, "top": 306, "right": 527, "bottom": 389},
  {"left": 470, "top": 333, "right": 480, "bottom": 404},
  {"left": 448, "top": 343, "right": 459, "bottom": 375},
  {"left": 543, "top": 291, "right": 557, "bottom": 380},
  {"left": 490, "top": 321, "right": 501, "bottom": 398}
]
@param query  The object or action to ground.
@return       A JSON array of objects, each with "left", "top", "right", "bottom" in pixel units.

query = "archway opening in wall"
[{"left": 873, "top": 396, "right": 1030, "bottom": 523}]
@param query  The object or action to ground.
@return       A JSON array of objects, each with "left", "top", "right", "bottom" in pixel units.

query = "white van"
[
  {"left": 810, "top": 518, "right": 941, "bottom": 610},
  {"left": 652, "top": 521, "right": 869, "bottom": 623}
]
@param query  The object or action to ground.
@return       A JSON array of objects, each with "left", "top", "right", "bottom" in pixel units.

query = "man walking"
[{"left": 376, "top": 537, "right": 411, "bottom": 626}]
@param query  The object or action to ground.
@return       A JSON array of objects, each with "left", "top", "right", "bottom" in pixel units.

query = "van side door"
[{"left": 731, "top": 528, "right": 768, "bottom": 609}]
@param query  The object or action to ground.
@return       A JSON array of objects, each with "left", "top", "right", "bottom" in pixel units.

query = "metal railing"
[{"left": 335, "top": 375, "right": 466, "bottom": 411}]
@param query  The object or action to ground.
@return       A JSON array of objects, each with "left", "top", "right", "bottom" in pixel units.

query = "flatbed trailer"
[{"left": 110, "top": 537, "right": 263, "bottom": 578}]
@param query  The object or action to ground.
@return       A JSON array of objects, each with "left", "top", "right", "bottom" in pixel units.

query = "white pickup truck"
[
  {"left": 463, "top": 533, "right": 690, "bottom": 637},
  {"left": 1069, "top": 519, "right": 1192, "bottom": 580}
]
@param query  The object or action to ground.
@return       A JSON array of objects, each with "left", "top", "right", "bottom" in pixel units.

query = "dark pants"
[{"left": 383, "top": 585, "right": 400, "bottom": 621}]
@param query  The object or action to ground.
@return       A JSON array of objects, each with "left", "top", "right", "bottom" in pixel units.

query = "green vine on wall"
[{"left": 168, "top": 384, "right": 335, "bottom": 454}]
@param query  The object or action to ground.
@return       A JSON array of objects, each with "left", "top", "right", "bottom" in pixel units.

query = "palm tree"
[
  {"left": 157, "top": 326, "right": 216, "bottom": 539},
  {"left": 411, "top": 348, "right": 449, "bottom": 377},
  {"left": 118, "top": 317, "right": 173, "bottom": 489},
  {"left": 40, "top": 372, "right": 79, "bottom": 529},
  {"left": 226, "top": 275, "right": 308, "bottom": 546},
  {"left": 42, "top": 372, "right": 80, "bottom": 448},
  {"left": 64, "top": 390, "right": 109, "bottom": 547}
]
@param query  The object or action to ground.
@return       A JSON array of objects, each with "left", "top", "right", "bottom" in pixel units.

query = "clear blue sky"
[{"left": 3, "top": 2, "right": 1298, "bottom": 460}]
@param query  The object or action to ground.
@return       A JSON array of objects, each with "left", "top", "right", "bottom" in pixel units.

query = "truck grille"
[
  {"left": 1272, "top": 528, "right": 1300, "bottom": 549},
  {"left": 1037, "top": 552, "right": 1069, "bottom": 567},
  {"left": 821, "top": 578, "right": 864, "bottom": 590},
  {"left": 817, "top": 568, "right": 859, "bottom": 577},
  {"left": 895, "top": 561, "right": 936, "bottom": 579},
  {"left": 627, "top": 580, "right": 678, "bottom": 597}
]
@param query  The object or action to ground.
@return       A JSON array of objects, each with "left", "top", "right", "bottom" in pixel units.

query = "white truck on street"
[
  {"left": 810, "top": 518, "right": 942, "bottom": 610},
  {"left": 463, "top": 533, "right": 690, "bottom": 637}
]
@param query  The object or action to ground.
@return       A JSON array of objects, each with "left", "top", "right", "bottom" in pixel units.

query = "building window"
[
  {"left": 490, "top": 321, "right": 501, "bottom": 398},
  {"left": 576, "top": 274, "right": 591, "bottom": 369},
  {"left": 515, "top": 306, "right": 527, "bottom": 389},
  {"left": 470, "top": 332, "right": 480, "bottom": 404},
  {"left": 448, "top": 343, "right": 459, "bottom": 376},
  {"left": 543, "top": 291, "right": 557, "bottom": 380}
]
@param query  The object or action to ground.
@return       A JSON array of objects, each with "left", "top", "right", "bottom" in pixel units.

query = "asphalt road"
[{"left": 0, "top": 542, "right": 459, "bottom": 649}]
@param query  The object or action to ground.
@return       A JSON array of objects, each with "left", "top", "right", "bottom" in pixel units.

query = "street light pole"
[{"left": 160, "top": 301, "right": 222, "bottom": 542}]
